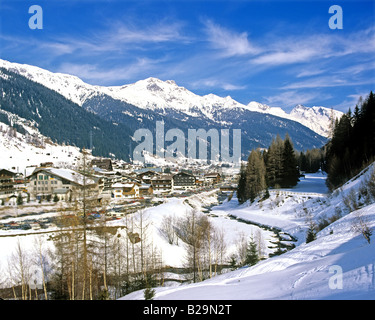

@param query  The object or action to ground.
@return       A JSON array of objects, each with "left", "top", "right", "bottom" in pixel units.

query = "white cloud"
[
  {"left": 332, "top": 91, "right": 371, "bottom": 112},
  {"left": 106, "top": 20, "right": 189, "bottom": 45},
  {"left": 281, "top": 76, "right": 374, "bottom": 90},
  {"left": 203, "top": 20, "right": 260, "bottom": 57},
  {"left": 57, "top": 57, "right": 162, "bottom": 84},
  {"left": 190, "top": 78, "right": 246, "bottom": 91},
  {"left": 263, "top": 91, "right": 330, "bottom": 110}
]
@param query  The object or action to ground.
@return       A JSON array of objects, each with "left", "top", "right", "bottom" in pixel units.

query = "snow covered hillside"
[
  {"left": 0, "top": 110, "right": 84, "bottom": 173},
  {"left": 121, "top": 165, "right": 375, "bottom": 300}
]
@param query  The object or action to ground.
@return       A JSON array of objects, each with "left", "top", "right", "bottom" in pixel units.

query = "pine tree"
[
  {"left": 266, "top": 135, "right": 284, "bottom": 188},
  {"left": 245, "top": 237, "right": 259, "bottom": 266},
  {"left": 281, "top": 135, "right": 299, "bottom": 187},
  {"left": 237, "top": 163, "right": 247, "bottom": 204},
  {"left": 306, "top": 224, "right": 317, "bottom": 243},
  {"left": 17, "top": 193, "right": 23, "bottom": 206},
  {"left": 245, "top": 149, "right": 267, "bottom": 203},
  {"left": 326, "top": 91, "right": 375, "bottom": 190}
]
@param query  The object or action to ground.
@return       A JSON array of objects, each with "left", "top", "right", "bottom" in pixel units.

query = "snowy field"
[{"left": 121, "top": 167, "right": 375, "bottom": 300}]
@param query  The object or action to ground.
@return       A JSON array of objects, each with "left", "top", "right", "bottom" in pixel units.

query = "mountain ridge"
[
  {"left": 0, "top": 59, "right": 329, "bottom": 164},
  {"left": 0, "top": 59, "right": 342, "bottom": 137}
]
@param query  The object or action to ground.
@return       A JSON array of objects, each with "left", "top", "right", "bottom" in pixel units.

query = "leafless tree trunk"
[
  {"left": 33, "top": 236, "right": 49, "bottom": 300},
  {"left": 8, "top": 239, "right": 31, "bottom": 300}
]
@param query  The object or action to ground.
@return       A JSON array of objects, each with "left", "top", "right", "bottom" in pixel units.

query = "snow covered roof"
[
  {"left": 29, "top": 168, "right": 96, "bottom": 186},
  {"left": 112, "top": 182, "right": 138, "bottom": 189},
  {"left": 151, "top": 174, "right": 174, "bottom": 180}
]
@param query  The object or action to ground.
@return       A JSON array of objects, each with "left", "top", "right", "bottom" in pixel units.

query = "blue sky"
[{"left": 0, "top": 0, "right": 374, "bottom": 112}]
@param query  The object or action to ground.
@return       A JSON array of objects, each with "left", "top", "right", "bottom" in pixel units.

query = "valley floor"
[{"left": 121, "top": 170, "right": 375, "bottom": 300}]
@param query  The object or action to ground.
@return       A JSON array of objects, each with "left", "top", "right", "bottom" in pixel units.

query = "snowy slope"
[
  {"left": 123, "top": 204, "right": 375, "bottom": 300},
  {"left": 107, "top": 190, "right": 278, "bottom": 268},
  {"left": 0, "top": 110, "right": 84, "bottom": 173},
  {"left": 121, "top": 165, "right": 375, "bottom": 300},
  {"left": 0, "top": 59, "right": 99, "bottom": 106},
  {"left": 0, "top": 59, "right": 341, "bottom": 137}
]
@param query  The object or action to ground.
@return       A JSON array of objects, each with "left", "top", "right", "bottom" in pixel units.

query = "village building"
[
  {"left": 139, "top": 184, "right": 153, "bottom": 197},
  {"left": 112, "top": 182, "right": 140, "bottom": 199},
  {"left": 137, "top": 170, "right": 160, "bottom": 184},
  {"left": 91, "top": 158, "right": 113, "bottom": 171},
  {"left": 204, "top": 172, "right": 222, "bottom": 185},
  {"left": 151, "top": 174, "right": 174, "bottom": 194},
  {"left": 173, "top": 172, "right": 196, "bottom": 190},
  {"left": 27, "top": 167, "right": 102, "bottom": 201},
  {"left": 0, "top": 169, "right": 17, "bottom": 202}
]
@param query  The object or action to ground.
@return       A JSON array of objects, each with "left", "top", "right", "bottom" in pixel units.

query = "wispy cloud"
[
  {"left": 332, "top": 91, "right": 371, "bottom": 112},
  {"left": 51, "top": 20, "right": 189, "bottom": 57},
  {"left": 263, "top": 90, "right": 331, "bottom": 110},
  {"left": 250, "top": 27, "right": 375, "bottom": 67},
  {"left": 57, "top": 57, "right": 163, "bottom": 84},
  {"left": 107, "top": 20, "right": 189, "bottom": 44},
  {"left": 190, "top": 78, "right": 246, "bottom": 91},
  {"left": 203, "top": 20, "right": 260, "bottom": 57},
  {"left": 282, "top": 76, "right": 374, "bottom": 90}
]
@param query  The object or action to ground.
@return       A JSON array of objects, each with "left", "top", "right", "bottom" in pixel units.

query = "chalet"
[
  {"left": 151, "top": 174, "right": 174, "bottom": 194},
  {"left": 195, "top": 178, "right": 204, "bottom": 187},
  {"left": 91, "top": 158, "right": 113, "bottom": 171},
  {"left": 27, "top": 167, "right": 101, "bottom": 201},
  {"left": 204, "top": 172, "right": 221, "bottom": 185},
  {"left": 112, "top": 182, "right": 140, "bottom": 199},
  {"left": 137, "top": 170, "right": 160, "bottom": 184},
  {"left": 0, "top": 169, "right": 17, "bottom": 202},
  {"left": 139, "top": 184, "right": 153, "bottom": 197},
  {"left": 173, "top": 172, "right": 196, "bottom": 190}
]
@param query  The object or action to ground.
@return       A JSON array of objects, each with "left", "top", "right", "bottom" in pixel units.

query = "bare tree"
[
  {"left": 159, "top": 214, "right": 179, "bottom": 245},
  {"left": 176, "top": 210, "right": 218, "bottom": 283},
  {"left": 7, "top": 239, "right": 31, "bottom": 300},
  {"left": 32, "top": 236, "right": 50, "bottom": 300},
  {"left": 351, "top": 211, "right": 372, "bottom": 244},
  {"left": 235, "top": 232, "right": 248, "bottom": 267}
]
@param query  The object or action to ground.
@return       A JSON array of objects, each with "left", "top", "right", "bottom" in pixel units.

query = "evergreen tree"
[
  {"left": 245, "top": 149, "right": 267, "bottom": 203},
  {"left": 306, "top": 224, "right": 317, "bottom": 243},
  {"left": 53, "top": 194, "right": 59, "bottom": 203},
  {"left": 326, "top": 91, "right": 375, "bottom": 190},
  {"left": 245, "top": 237, "right": 259, "bottom": 266},
  {"left": 144, "top": 286, "right": 156, "bottom": 300},
  {"left": 17, "top": 193, "right": 23, "bottom": 206},
  {"left": 281, "top": 135, "right": 299, "bottom": 187},
  {"left": 265, "top": 135, "right": 284, "bottom": 188},
  {"left": 237, "top": 163, "right": 247, "bottom": 204}
]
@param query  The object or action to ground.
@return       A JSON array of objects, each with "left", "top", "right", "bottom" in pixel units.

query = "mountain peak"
[
  {"left": 0, "top": 59, "right": 343, "bottom": 137},
  {"left": 293, "top": 104, "right": 309, "bottom": 111}
]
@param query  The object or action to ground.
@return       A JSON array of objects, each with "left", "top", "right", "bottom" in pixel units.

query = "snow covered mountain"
[
  {"left": 0, "top": 59, "right": 329, "bottom": 162},
  {"left": 247, "top": 102, "right": 343, "bottom": 138},
  {"left": 0, "top": 59, "right": 342, "bottom": 137}
]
